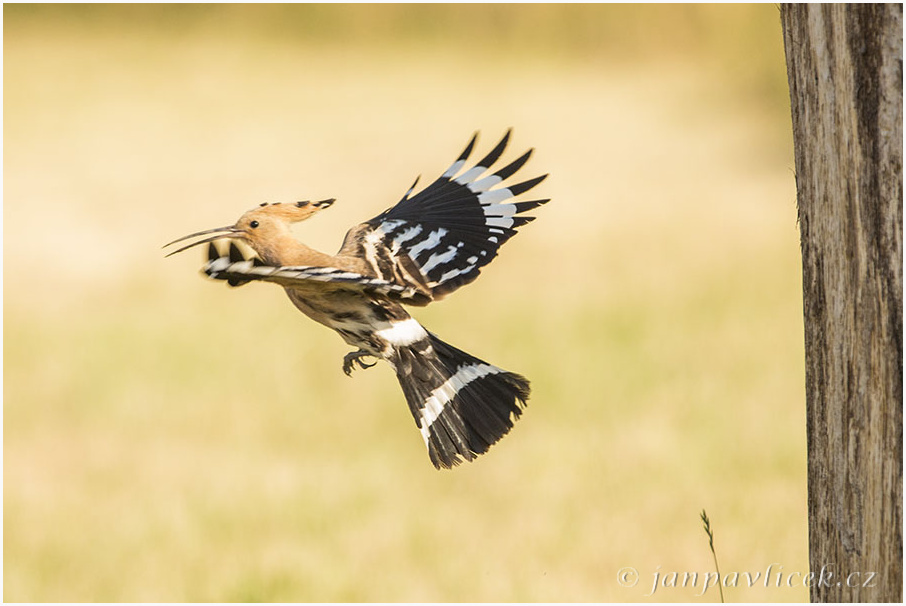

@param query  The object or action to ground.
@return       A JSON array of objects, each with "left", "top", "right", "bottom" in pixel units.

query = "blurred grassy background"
[{"left": 4, "top": 3, "right": 807, "bottom": 602}]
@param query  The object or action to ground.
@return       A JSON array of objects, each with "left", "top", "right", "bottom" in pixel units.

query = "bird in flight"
[{"left": 165, "top": 130, "right": 548, "bottom": 468}]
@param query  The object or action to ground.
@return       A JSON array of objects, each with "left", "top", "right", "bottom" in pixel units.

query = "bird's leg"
[{"left": 343, "top": 349, "right": 378, "bottom": 376}]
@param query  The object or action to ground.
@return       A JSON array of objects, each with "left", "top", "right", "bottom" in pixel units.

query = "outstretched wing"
[
  {"left": 338, "top": 130, "right": 548, "bottom": 300},
  {"left": 204, "top": 242, "right": 432, "bottom": 306}
]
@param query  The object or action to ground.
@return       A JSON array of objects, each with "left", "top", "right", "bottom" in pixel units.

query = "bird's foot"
[{"left": 343, "top": 350, "right": 378, "bottom": 376}]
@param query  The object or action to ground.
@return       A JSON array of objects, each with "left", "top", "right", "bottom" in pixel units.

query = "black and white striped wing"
[
  {"left": 203, "top": 242, "right": 432, "bottom": 305},
  {"left": 339, "top": 131, "right": 548, "bottom": 300}
]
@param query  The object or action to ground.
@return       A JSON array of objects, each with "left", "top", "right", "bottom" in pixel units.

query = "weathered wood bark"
[{"left": 781, "top": 4, "right": 903, "bottom": 603}]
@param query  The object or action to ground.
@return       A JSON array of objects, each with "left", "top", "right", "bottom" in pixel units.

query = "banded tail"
[{"left": 392, "top": 332, "right": 529, "bottom": 469}]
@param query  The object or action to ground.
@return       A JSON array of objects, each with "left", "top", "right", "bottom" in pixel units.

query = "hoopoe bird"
[{"left": 165, "top": 131, "right": 548, "bottom": 469}]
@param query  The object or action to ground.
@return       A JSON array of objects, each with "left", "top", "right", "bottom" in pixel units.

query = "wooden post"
[{"left": 781, "top": 4, "right": 903, "bottom": 602}]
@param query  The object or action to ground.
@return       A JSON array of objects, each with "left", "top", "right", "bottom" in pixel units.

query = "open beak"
[{"left": 163, "top": 226, "right": 243, "bottom": 257}]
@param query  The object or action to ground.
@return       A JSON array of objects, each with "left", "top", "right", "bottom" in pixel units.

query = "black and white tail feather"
[
  {"left": 195, "top": 130, "right": 546, "bottom": 469},
  {"left": 393, "top": 333, "right": 529, "bottom": 469}
]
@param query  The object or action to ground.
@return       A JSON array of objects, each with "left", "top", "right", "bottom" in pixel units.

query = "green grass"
[{"left": 4, "top": 5, "right": 807, "bottom": 602}]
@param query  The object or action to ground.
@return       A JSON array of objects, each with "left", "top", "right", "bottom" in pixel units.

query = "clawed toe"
[{"left": 343, "top": 350, "right": 378, "bottom": 376}]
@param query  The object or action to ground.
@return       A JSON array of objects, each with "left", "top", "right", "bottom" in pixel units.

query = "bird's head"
[{"left": 164, "top": 198, "right": 335, "bottom": 258}]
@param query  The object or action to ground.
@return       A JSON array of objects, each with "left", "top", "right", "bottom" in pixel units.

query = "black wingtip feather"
[
  {"left": 457, "top": 132, "right": 479, "bottom": 162},
  {"left": 475, "top": 130, "right": 510, "bottom": 170},
  {"left": 513, "top": 199, "right": 549, "bottom": 213},
  {"left": 494, "top": 148, "right": 533, "bottom": 181},
  {"left": 207, "top": 242, "right": 219, "bottom": 262},
  {"left": 510, "top": 216, "right": 536, "bottom": 228},
  {"left": 402, "top": 175, "right": 420, "bottom": 201},
  {"left": 508, "top": 174, "right": 548, "bottom": 196}
]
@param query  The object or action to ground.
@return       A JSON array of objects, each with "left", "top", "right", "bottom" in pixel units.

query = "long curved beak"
[{"left": 163, "top": 226, "right": 243, "bottom": 257}]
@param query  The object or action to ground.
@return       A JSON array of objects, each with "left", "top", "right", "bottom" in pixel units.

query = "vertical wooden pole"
[{"left": 781, "top": 4, "right": 903, "bottom": 602}]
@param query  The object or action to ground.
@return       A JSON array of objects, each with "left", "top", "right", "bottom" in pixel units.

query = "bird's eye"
[{"left": 250, "top": 220, "right": 260, "bottom": 228}]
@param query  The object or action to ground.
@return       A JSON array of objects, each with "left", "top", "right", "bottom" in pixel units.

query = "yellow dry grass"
[{"left": 4, "top": 5, "right": 807, "bottom": 602}]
